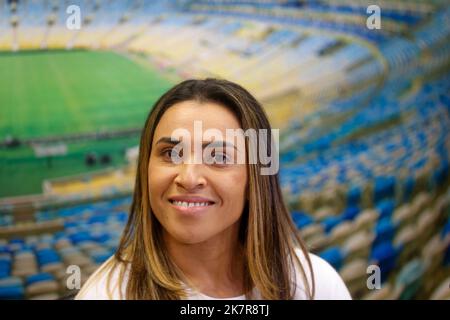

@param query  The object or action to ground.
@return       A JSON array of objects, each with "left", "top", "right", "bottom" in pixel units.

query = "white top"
[{"left": 75, "top": 249, "right": 351, "bottom": 300}]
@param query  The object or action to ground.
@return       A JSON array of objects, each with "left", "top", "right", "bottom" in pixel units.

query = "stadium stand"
[{"left": 0, "top": 0, "right": 449, "bottom": 299}]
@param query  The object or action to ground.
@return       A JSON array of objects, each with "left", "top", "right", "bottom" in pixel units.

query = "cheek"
[
  {"left": 147, "top": 163, "right": 175, "bottom": 226},
  {"left": 147, "top": 161, "right": 172, "bottom": 201},
  {"left": 218, "top": 168, "right": 248, "bottom": 208}
]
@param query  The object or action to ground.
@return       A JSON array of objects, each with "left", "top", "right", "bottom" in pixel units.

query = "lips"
[
  {"left": 168, "top": 195, "right": 215, "bottom": 205},
  {"left": 170, "top": 200, "right": 211, "bottom": 207},
  {"left": 168, "top": 195, "right": 216, "bottom": 214}
]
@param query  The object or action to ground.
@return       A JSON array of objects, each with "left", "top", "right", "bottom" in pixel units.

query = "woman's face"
[{"left": 148, "top": 100, "right": 248, "bottom": 245}]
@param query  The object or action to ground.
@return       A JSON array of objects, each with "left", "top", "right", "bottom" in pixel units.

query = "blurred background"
[{"left": 0, "top": 0, "right": 449, "bottom": 300}]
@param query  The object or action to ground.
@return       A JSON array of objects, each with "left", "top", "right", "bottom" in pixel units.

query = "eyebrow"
[{"left": 156, "top": 137, "right": 237, "bottom": 150}]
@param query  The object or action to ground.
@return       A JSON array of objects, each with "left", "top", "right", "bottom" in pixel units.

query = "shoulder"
[
  {"left": 75, "top": 256, "right": 128, "bottom": 300},
  {"left": 292, "top": 248, "right": 352, "bottom": 300}
]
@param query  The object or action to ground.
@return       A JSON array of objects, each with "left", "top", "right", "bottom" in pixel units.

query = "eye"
[
  {"left": 161, "top": 148, "right": 182, "bottom": 162},
  {"left": 210, "top": 151, "right": 231, "bottom": 164}
]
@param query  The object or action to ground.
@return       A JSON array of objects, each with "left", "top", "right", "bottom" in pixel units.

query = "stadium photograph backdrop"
[{"left": 0, "top": 0, "right": 449, "bottom": 300}]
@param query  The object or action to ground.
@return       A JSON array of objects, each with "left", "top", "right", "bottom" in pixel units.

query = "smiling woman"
[{"left": 75, "top": 78, "right": 351, "bottom": 300}]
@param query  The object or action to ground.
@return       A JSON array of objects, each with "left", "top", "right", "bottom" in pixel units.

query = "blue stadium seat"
[
  {"left": 370, "top": 242, "right": 400, "bottom": 282},
  {"left": 25, "top": 273, "right": 55, "bottom": 286},
  {"left": 35, "top": 248, "right": 61, "bottom": 267},
  {"left": 376, "top": 200, "right": 396, "bottom": 220},
  {"left": 292, "top": 211, "right": 313, "bottom": 229},
  {"left": 319, "top": 246, "right": 344, "bottom": 271},
  {"left": 342, "top": 206, "right": 360, "bottom": 221},
  {"left": 0, "top": 254, "right": 11, "bottom": 279},
  {"left": 374, "top": 176, "right": 396, "bottom": 203},
  {"left": 373, "top": 218, "right": 398, "bottom": 247},
  {"left": 347, "top": 185, "right": 362, "bottom": 207},
  {"left": 321, "top": 216, "right": 342, "bottom": 234},
  {"left": 0, "top": 284, "right": 24, "bottom": 299}
]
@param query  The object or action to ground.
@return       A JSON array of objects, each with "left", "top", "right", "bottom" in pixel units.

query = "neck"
[{"left": 164, "top": 222, "right": 245, "bottom": 298}]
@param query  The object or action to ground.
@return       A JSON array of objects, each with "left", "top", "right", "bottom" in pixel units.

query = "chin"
[{"left": 168, "top": 227, "right": 212, "bottom": 245}]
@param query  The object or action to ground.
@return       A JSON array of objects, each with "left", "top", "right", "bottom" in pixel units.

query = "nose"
[{"left": 174, "top": 163, "right": 207, "bottom": 191}]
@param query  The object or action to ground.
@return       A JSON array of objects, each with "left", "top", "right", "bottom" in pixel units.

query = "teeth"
[{"left": 172, "top": 200, "right": 210, "bottom": 208}]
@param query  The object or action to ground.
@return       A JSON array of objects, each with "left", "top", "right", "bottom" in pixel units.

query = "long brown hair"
[{"left": 96, "top": 78, "right": 315, "bottom": 299}]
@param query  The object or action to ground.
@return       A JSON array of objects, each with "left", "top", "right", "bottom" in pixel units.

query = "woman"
[{"left": 76, "top": 78, "right": 351, "bottom": 300}]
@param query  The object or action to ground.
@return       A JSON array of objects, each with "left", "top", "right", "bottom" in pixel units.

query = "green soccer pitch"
[{"left": 0, "top": 50, "right": 175, "bottom": 197}]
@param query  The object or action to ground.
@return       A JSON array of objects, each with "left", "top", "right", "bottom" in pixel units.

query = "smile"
[
  {"left": 169, "top": 200, "right": 213, "bottom": 207},
  {"left": 168, "top": 197, "right": 216, "bottom": 215}
]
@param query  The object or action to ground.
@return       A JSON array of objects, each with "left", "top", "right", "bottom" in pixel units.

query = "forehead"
[{"left": 153, "top": 100, "right": 242, "bottom": 140}]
